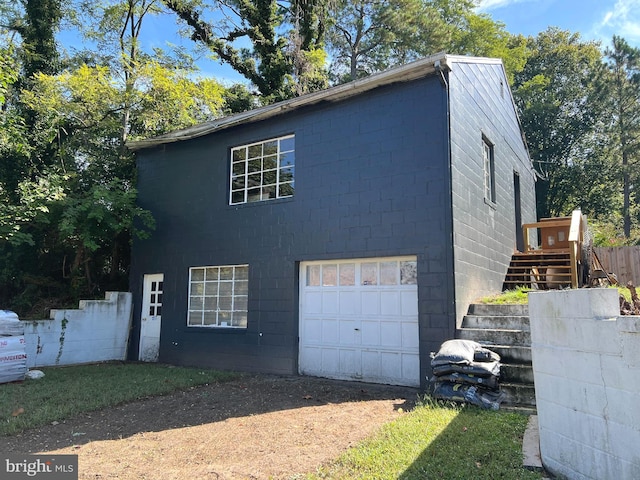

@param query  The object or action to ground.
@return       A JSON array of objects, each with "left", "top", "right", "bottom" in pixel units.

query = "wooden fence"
[{"left": 593, "top": 246, "right": 640, "bottom": 285}]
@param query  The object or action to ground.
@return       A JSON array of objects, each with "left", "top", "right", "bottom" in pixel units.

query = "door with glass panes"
[{"left": 139, "top": 273, "right": 163, "bottom": 362}]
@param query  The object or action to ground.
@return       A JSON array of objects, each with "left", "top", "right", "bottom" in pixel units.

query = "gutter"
[{"left": 127, "top": 53, "right": 455, "bottom": 152}]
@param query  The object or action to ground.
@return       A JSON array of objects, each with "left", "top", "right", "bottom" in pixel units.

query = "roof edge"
[{"left": 127, "top": 52, "right": 451, "bottom": 152}]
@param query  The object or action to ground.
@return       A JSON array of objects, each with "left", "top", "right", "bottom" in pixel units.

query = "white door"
[
  {"left": 139, "top": 274, "right": 163, "bottom": 362},
  {"left": 299, "top": 257, "right": 420, "bottom": 387}
]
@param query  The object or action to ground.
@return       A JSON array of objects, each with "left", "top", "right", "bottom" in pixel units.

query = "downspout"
[{"left": 436, "top": 59, "right": 457, "bottom": 338}]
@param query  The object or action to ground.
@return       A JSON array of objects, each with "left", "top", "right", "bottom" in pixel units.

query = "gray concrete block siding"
[{"left": 129, "top": 55, "right": 536, "bottom": 387}]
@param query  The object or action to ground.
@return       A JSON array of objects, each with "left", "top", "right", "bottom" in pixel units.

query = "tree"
[
  {"left": 164, "top": 0, "right": 291, "bottom": 100},
  {"left": 603, "top": 36, "right": 640, "bottom": 238},
  {"left": 0, "top": 0, "right": 232, "bottom": 313},
  {"left": 162, "top": 0, "right": 332, "bottom": 100},
  {"left": 325, "top": 0, "right": 527, "bottom": 84},
  {"left": 9, "top": 0, "right": 62, "bottom": 80},
  {"left": 448, "top": 11, "right": 527, "bottom": 83},
  {"left": 19, "top": 0, "right": 228, "bottom": 295},
  {"left": 512, "top": 28, "right": 612, "bottom": 220},
  {"left": 325, "top": 0, "right": 438, "bottom": 81}
]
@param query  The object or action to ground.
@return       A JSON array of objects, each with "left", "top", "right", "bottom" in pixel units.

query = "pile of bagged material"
[
  {"left": 429, "top": 339, "right": 504, "bottom": 410},
  {"left": 0, "top": 310, "right": 27, "bottom": 384}
]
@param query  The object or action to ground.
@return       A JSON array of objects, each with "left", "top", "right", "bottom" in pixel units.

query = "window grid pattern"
[
  {"left": 230, "top": 135, "right": 295, "bottom": 205},
  {"left": 188, "top": 265, "right": 249, "bottom": 328},
  {"left": 305, "top": 260, "right": 417, "bottom": 287},
  {"left": 483, "top": 137, "right": 496, "bottom": 203}
]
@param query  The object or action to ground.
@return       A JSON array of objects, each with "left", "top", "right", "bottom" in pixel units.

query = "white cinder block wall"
[
  {"left": 529, "top": 288, "right": 640, "bottom": 480},
  {"left": 23, "top": 292, "right": 132, "bottom": 368}
]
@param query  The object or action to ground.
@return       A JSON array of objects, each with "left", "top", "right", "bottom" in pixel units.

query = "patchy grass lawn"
[
  {"left": 478, "top": 287, "right": 531, "bottom": 304},
  {"left": 479, "top": 285, "right": 631, "bottom": 305},
  {"left": 0, "top": 362, "right": 237, "bottom": 436},
  {"left": 1, "top": 364, "right": 541, "bottom": 479},
  {"left": 311, "top": 399, "right": 543, "bottom": 480}
]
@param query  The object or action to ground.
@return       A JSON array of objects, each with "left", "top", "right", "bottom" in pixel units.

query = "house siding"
[
  {"left": 130, "top": 75, "right": 456, "bottom": 386},
  {"left": 448, "top": 60, "right": 537, "bottom": 325}
]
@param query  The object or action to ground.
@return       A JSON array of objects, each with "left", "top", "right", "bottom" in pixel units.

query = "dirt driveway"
[{"left": 0, "top": 374, "right": 418, "bottom": 479}]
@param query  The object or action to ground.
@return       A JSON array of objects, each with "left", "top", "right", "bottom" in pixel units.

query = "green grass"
[
  {"left": 479, "top": 285, "right": 632, "bottom": 305},
  {"left": 0, "top": 362, "right": 238, "bottom": 436},
  {"left": 478, "top": 287, "right": 531, "bottom": 305},
  {"left": 310, "top": 399, "right": 543, "bottom": 480}
]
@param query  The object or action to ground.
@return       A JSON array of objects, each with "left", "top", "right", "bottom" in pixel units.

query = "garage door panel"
[
  {"left": 361, "top": 291, "right": 380, "bottom": 315},
  {"left": 339, "top": 349, "right": 358, "bottom": 376},
  {"left": 361, "top": 320, "right": 380, "bottom": 346},
  {"left": 402, "top": 322, "right": 420, "bottom": 349},
  {"left": 401, "top": 291, "right": 419, "bottom": 316},
  {"left": 380, "top": 352, "right": 402, "bottom": 379},
  {"left": 361, "top": 350, "right": 380, "bottom": 378},
  {"left": 304, "top": 318, "right": 323, "bottom": 341},
  {"left": 402, "top": 354, "right": 420, "bottom": 382},
  {"left": 380, "top": 291, "right": 399, "bottom": 315},
  {"left": 300, "top": 347, "right": 322, "bottom": 374},
  {"left": 338, "top": 319, "right": 358, "bottom": 345},
  {"left": 304, "top": 292, "right": 323, "bottom": 314},
  {"left": 339, "top": 291, "right": 359, "bottom": 314},
  {"left": 322, "top": 348, "right": 340, "bottom": 372},
  {"left": 380, "top": 321, "right": 403, "bottom": 347},
  {"left": 322, "top": 319, "right": 339, "bottom": 343},
  {"left": 300, "top": 257, "right": 419, "bottom": 387},
  {"left": 322, "top": 291, "right": 338, "bottom": 314}
]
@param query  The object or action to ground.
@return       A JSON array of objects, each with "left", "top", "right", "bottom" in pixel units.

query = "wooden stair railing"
[{"left": 504, "top": 210, "right": 587, "bottom": 290}]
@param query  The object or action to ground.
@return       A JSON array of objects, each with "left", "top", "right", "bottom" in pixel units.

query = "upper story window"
[
  {"left": 230, "top": 135, "right": 295, "bottom": 205},
  {"left": 483, "top": 136, "right": 496, "bottom": 204}
]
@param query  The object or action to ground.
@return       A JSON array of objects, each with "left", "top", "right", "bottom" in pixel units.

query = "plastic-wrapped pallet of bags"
[
  {"left": 0, "top": 310, "right": 27, "bottom": 384},
  {"left": 430, "top": 339, "right": 501, "bottom": 378},
  {"left": 429, "top": 339, "right": 504, "bottom": 409},
  {"left": 430, "top": 382, "right": 504, "bottom": 410}
]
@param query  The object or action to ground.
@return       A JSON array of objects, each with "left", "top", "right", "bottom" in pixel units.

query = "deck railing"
[{"left": 521, "top": 210, "right": 587, "bottom": 289}]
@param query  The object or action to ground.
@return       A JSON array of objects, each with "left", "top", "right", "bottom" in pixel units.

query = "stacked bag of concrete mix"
[
  {"left": 429, "top": 339, "right": 504, "bottom": 410},
  {"left": 0, "top": 310, "right": 27, "bottom": 384}
]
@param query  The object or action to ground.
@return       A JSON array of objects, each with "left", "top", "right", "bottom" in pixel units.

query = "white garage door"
[{"left": 299, "top": 257, "right": 420, "bottom": 387}]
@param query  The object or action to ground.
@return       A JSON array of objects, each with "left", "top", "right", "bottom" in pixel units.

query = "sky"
[
  {"left": 166, "top": 0, "right": 640, "bottom": 82},
  {"left": 56, "top": 0, "right": 640, "bottom": 84},
  {"left": 478, "top": 0, "right": 640, "bottom": 47}
]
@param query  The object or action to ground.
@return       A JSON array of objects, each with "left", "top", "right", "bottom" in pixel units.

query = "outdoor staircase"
[
  {"left": 503, "top": 251, "right": 573, "bottom": 290},
  {"left": 456, "top": 303, "right": 536, "bottom": 413}
]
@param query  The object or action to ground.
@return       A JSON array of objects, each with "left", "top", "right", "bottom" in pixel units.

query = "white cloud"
[
  {"left": 477, "top": 0, "right": 531, "bottom": 11},
  {"left": 597, "top": 0, "right": 640, "bottom": 43}
]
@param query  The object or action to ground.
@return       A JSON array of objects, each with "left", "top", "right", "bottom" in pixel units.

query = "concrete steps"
[{"left": 456, "top": 303, "right": 535, "bottom": 411}]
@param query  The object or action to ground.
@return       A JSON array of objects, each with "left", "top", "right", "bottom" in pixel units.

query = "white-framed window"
[
  {"left": 230, "top": 134, "right": 295, "bottom": 205},
  {"left": 305, "top": 259, "right": 417, "bottom": 287},
  {"left": 187, "top": 265, "right": 248, "bottom": 328},
  {"left": 483, "top": 136, "right": 496, "bottom": 204}
]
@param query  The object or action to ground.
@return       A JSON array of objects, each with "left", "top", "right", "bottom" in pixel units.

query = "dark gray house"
[{"left": 128, "top": 53, "right": 536, "bottom": 388}]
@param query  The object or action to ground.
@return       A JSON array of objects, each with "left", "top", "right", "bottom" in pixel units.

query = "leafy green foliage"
[
  {"left": 603, "top": 36, "right": 640, "bottom": 239},
  {"left": 513, "top": 28, "right": 613, "bottom": 220},
  {"left": 0, "top": 1, "right": 230, "bottom": 314},
  {"left": 325, "top": 0, "right": 528, "bottom": 84}
]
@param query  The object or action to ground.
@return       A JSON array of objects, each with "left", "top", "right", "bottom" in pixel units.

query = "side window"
[
  {"left": 483, "top": 135, "right": 496, "bottom": 204},
  {"left": 187, "top": 265, "right": 249, "bottom": 328},
  {"left": 230, "top": 135, "right": 295, "bottom": 205}
]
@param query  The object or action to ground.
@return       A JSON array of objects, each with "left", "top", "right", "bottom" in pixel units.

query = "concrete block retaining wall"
[
  {"left": 529, "top": 288, "right": 640, "bottom": 479},
  {"left": 23, "top": 292, "right": 132, "bottom": 368}
]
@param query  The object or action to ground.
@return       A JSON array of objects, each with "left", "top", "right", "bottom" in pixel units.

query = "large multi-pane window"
[
  {"left": 187, "top": 265, "right": 248, "bottom": 328},
  {"left": 483, "top": 136, "right": 496, "bottom": 204},
  {"left": 230, "top": 135, "right": 295, "bottom": 205}
]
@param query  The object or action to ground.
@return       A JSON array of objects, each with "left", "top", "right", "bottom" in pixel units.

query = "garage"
[{"left": 299, "top": 257, "right": 420, "bottom": 387}]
